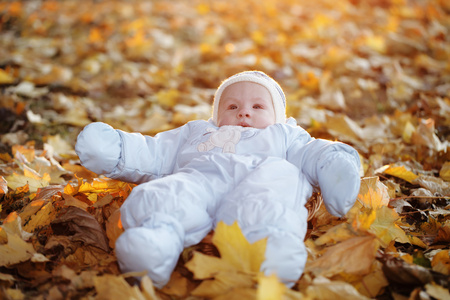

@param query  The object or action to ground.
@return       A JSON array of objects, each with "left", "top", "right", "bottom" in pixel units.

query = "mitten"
[
  {"left": 317, "top": 148, "right": 361, "bottom": 217},
  {"left": 75, "top": 122, "right": 122, "bottom": 176}
]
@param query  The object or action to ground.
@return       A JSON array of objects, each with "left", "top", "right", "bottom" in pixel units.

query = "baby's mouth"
[{"left": 238, "top": 122, "right": 250, "bottom": 127}]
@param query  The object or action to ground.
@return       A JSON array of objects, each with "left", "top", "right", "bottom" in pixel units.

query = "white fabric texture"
[{"left": 75, "top": 118, "right": 361, "bottom": 288}]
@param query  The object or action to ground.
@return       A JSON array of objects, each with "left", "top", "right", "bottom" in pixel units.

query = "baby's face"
[{"left": 217, "top": 82, "right": 275, "bottom": 129}]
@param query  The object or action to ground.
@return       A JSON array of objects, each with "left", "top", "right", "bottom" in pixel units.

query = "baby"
[{"left": 75, "top": 71, "right": 361, "bottom": 288}]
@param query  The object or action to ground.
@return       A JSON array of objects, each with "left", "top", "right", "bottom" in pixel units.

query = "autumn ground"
[{"left": 0, "top": 0, "right": 449, "bottom": 299}]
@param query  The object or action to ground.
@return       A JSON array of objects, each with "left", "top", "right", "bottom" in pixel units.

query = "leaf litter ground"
[{"left": 0, "top": 0, "right": 449, "bottom": 299}]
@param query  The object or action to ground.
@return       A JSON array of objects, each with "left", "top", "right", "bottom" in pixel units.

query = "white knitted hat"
[{"left": 212, "top": 71, "right": 286, "bottom": 125}]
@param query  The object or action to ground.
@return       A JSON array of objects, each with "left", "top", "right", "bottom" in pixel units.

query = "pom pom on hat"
[{"left": 212, "top": 71, "right": 286, "bottom": 125}]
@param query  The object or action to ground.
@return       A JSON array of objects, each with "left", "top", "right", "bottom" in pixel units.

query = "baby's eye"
[
  {"left": 253, "top": 104, "right": 263, "bottom": 109},
  {"left": 228, "top": 105, "right": 237, "bottom": 110}
]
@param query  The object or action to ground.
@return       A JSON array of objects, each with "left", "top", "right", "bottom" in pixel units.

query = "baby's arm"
[
  {"left": 75, "top": 122, "right": 190, "bottom": 184},
  {"left": 287, "top": 136, "right": 361, "bottom": 217}
]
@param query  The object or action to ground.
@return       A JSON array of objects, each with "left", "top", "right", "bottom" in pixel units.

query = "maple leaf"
[
  {"left": 185, "top": 221, "right": 267, "bottom": 298},
  {"left": 369, "top": 206, "right": 409, "bottom": 247},
  {"left": 257, "top": 273, "right": 286, "bottom": 300},
  {"left": 6, "top": 172, "right": 49, "bottom": 193}
]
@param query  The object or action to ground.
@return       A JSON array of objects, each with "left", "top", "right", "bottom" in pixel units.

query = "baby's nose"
[{"left": 238, "top": 108, "right": 250, "bottom": 118}]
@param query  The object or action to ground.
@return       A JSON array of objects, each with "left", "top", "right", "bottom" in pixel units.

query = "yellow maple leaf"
[
  {"left": 352, "top": 208, "right": 377, "bottom": 232},
  {"left": 257, "top": 273, "right": 286, "bottom": 300},
  {"left": 369, "top": 206, "right": 409, "bottom": 247},
  {"left": 186, "top": 221, "right": 267, "bottom": 298},
  {"left": 357, "top": 177, "right": 390, "bottom": 209},
  {"left": 213, "top": 221, "right": 266, "bottom": 273}
]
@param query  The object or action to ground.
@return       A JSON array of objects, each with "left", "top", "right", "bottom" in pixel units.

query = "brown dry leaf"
[
  {"left": 51, "top": 206, "right": 109, "bottom": 252},
  {"left": 63, "top": 245, "right": 116, "bottom": 269},
  {"left": 306, "top": 235, "right": 380, "bottom": 278},
  {"left": 62, "top": 192, "right": 90, "bottom": 210},
  {"left": 160, "top": 271, "right": 189, "bottom": 298},
  {"left": 413, "top": 175, "right": 450, "bottom": 196},
  {"left": 434, "top": 221, "right": 450, "bottom": 244},
  {"left": 105, "top": 208, "right": 123, "bottom": 249},
  {"left": 380, "top": 254, "right": 433, "bottom": 286}
]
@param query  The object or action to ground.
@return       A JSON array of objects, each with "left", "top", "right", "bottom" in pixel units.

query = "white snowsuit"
[{"left": 75, "top": 118, "right": 361, "bottom": 288}]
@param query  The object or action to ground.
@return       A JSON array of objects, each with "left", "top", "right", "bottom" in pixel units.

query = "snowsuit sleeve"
[
  {"left": 75, "top": 122, "right": 190, "bottom": 184},
  {"left": 285, "top": 124, "right": 361, "bottom": 217}
]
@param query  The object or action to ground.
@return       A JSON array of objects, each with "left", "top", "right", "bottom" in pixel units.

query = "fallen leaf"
[
  {"left": 212, "top": 221, "right": 266, "bottom": 274},
  {"left": 369, "top": 206, "right": 409, "bottom": 247},
  {"left": 425, "top": 282, "right": 450, "bottom": 300},
  {"left": 357, "top": 177, "right": 390, "bottom": 208},
  {"left": 51, "top": 206, "right": 109, "bottom": 252},
  {"left": 186, "top": 221, "right": 267, "bottom": 298},
  {"left": 431, "top": 250, "right": 450, "bottom": 275},
  {"left": 305, "top": 276, "right": 371, "bottom": 300},
  {"left": 440, "top": 161, "right": 450, "bottom": 181},
  {"left": 0, "top": 213, "right": 36, "bottom": 267},
  {"left": 380, "top": 254, "right": 433, "bottom": 286},
  {"left": 160, "top": 271, "right": 189, "bottom": 298},
  {"left": 0, "top": 176, "right": 8, "bottom": 195},
  {"left": 257, "top": 273, "right": 286, "bottom": 300},
  {"left": 23, "top": 201, "right": 56, "bottom": 233},
  {"left": 105, "top": 209, "right": 123, "bottom": 249},
  {"left": 6, "top": 173, "right": 49, "bottom": 193},
  {"left": 306, "top": 235, "right": 380, "bottom": 277},
  {"left": 94, "top": 274, "right": 149, "bottom": 300},
  {"left": 381, "top": 165, "right": 418, "bottom": 183}
]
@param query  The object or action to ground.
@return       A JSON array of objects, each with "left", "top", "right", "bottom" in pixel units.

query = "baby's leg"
[
  {"left": 115, "top": 155, "right": 237, "bottom": 288},
  {"left": 215, "top": 157, "right": 311, "bottom": 287}
]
